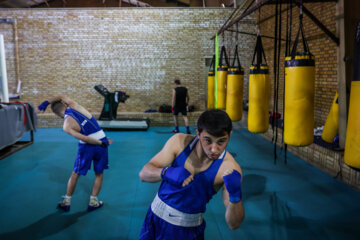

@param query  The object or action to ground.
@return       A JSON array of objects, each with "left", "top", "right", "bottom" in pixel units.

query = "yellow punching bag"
[
  {"left": 284, "top": 16, "right": 315, "bottom": 146},
  {"left": 344, "top": 21, "right": 360, "bottom": 169},
  {"left": 207, "top": 71, "right": 215, "bottom": 109},
  {"left": 284, "top": 53, "right": 315, "bottom": 146},
  {"left": 345, "top": 82, "right": 360, "bottom": 168},
  {"left": 248, "top": 64, "right": 270, "bottom": 133},
  {"left": 207, "top": 56, "right": 215, "bottom": 109},
  {"left": 321, "top": 92, "right": 339, "bottom": 143},
  {"left": 248, "top": 34, "right": 270, "bottom": 133},
  {"left": 216, "top": 46, "right": 229, "bottom": 110},
  {"left": 226, "top": 67, "right": 244, "bottom": 121},
  {"left": 226, "top": 46, "right": 244, "bottom": 121},
  {"left": 217, "top": 65, "right": 228, "bottom": 109}
]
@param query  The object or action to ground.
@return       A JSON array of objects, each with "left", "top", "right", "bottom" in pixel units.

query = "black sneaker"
[
  {"left": 88, "top": 197, "right": 104, "bottom": 212},
  {"left": 57, "top": 196, "right": 71, "bottom": 212}
]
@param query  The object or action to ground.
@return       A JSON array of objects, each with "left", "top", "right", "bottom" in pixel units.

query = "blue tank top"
[
  {"left": 64, "top": 107, "right": 102, "bottom": 136},
  {"left": 158, "top": 136, "right": 226, "bottom": 214}
]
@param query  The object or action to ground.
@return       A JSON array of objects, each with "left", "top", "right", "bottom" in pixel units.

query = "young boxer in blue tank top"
[
  {"left": 37, "top": 95, "right": 113, "bottom": 212},
  {"left": 139, "top": 110, "right": 244, "bottom": 240}
]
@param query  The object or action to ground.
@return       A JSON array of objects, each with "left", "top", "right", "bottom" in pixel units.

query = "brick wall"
[
  {"left": 262, "top": 127, "right": 360, "bottom": 192},
  {"left": 251, "top": 2, "right": 360, "bottom": 191},
  {"left": 239, "top": 111, "right": 360, "bottom": 191},
  {"left": 259, "top": 2, "right": 338, "bottom": 126},
  {"left": 0, "top": 8, "right": 255, "bottom": 127},
  {"left": 1, "top": 6, "right": 358, "bottom": 190}
]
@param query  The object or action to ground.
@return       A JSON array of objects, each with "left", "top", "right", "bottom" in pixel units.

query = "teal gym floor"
[{"left": 1, "top": 127, "right": 360, "bottom": 240}]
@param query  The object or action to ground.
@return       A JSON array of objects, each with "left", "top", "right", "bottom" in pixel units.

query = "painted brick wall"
[{"left": 0, "top": 8, "right": 255, "bottom": 128}]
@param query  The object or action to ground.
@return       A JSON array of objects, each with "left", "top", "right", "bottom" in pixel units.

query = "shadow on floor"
[{"left": 0, "top": 210, "right": 87, "bottom": 240}]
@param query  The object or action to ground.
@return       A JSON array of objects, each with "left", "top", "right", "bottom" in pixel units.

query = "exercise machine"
[{"left": 94, "top": 84, "right": 149, "bottom": 130}]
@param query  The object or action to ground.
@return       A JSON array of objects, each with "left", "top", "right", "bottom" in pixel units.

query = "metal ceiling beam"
[
  {"left": 216, "top": 3, "right": 245, "bottom": 39},
  {"left": 214, "top": 0, "right": 271, "bottom": 39},
  {"left": 0, "top": 0, "right": 26, "bottom": 7},
  {"left": 214, "top": 0, "right": 339, "bottom": 45},
  {"left": 212, "top": 0, "right": 256, "bottom": 40},
  {"left": 294, "top": 1, "right": 339, "bottom": 45},
  {"left": 226, "top": 29, "right": 287, "bottom": 41},
  {"left": 121, "top": 0, "right": 151, "bottom": 7}
]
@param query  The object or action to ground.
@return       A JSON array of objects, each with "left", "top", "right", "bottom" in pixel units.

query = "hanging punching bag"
[
  {"left": 217, "top": 67, "right": 227, "bottom": 109},
  {"left": 248, "top": 34, "right": 270, "bottom": 133},
  {"left": 207, "top": 55, "right": 215, "bottom": 109},
  {"left": 321, "top": 92, "right": 339, "bottom": 143},
  {"left": 226, "top": 45, "right": 244, "bottom": 121},
  {"left": 284, "top": 14, "right": 315, "bottom": 146},
  {"left": 345, "top": 21, "right": 360, "bottom": 169},
  {"left": 217, "top": 46, "right": 229, "bottom": 110}
]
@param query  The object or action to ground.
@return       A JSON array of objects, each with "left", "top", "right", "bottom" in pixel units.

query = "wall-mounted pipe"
[
  {"left": 0, "top": 34, "right": 9, "bottom": 102},
  {"left": 120, "top": 0, "right": 151, "bottom": 7},
  {"left": 0, "top": 18, "right": 21, "bottom": 96}
]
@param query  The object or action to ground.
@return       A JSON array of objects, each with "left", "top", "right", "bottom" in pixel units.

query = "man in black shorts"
[{"left": 172, "top": 79, "right": 190, "bottom": 134}]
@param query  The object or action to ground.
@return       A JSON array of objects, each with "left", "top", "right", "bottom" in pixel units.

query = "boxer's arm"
[
  {"left": 49, "top": 95, "right": 76, "bottom": 108},
  {"left": 222, "top": 166, "right": 245, "bottom": 230},
  {"left": 63, "top": 117, "right": 103, "bottom": 146},
  {"left": 222, "top": 188, "right": 244, "bottom": 230},
  {"left": 36, "top": 95, "right": 77, "bottom": 113},
  {"left": 53, "top": 95, "right": 92, "bottom": 117},
  {"left": 172, "top": 89, "right": 176, "bottom": 110},
  {"left": 139, "top": 134, "right": 180, "bottom": 183}
]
